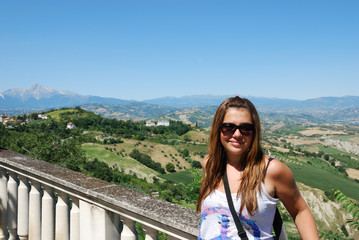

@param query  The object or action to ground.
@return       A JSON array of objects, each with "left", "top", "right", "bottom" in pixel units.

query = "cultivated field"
[{"left": 299, "top": 127, "right": 347, "bottom": 136}]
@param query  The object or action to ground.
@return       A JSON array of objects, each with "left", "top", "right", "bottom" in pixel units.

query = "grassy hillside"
[
  {"left": 45, "top": 107, "right": 98, "bottom": 120},
  {"left": 82, "top": 142, "right": 159, "bottom": 181},
  {"left": 159, "top": 170, "right": 195, "bottom": 185},
  {"left": 288, "top": 162, "right": 359, "bottom": 200}
]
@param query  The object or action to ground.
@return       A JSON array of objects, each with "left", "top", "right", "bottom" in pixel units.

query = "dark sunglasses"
[{"left": 220, "top": 123, "right": 255, "bottom": 136}]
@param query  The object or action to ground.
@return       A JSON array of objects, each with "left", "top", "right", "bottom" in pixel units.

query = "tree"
[
  {"left": 0, "top": 124, "right": 9, "bottom": 148},
  {"left": 181, "top": 149, "right": 189, "bottom": 157},
  {"left": 183, "top": 135, "right": 191, "bottom": 142},
  {"left": 166, "top": 163, "right": 175, "bottom": 172},
  {"left": 191, "top": 160, "right": 202, "bottom": 169},
  {"left": 186, "top": 169, "right": 202, "bottom": 201}
]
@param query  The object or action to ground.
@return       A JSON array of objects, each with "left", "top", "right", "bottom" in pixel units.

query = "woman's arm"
[{"left": 267, "top": 159, "right": 319, "bottom": 240}]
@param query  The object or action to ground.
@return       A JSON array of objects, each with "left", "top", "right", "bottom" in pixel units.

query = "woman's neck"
[
  {"left": 226, "top": 153, "right": 246, "bottom": 171},
  {"left": 227, "top": 161, "right": 243, "bottom": 171}
]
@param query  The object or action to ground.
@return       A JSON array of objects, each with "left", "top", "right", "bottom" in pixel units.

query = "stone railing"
[{"left": 0, "top": 149, "right": 200, "bottom": 240}]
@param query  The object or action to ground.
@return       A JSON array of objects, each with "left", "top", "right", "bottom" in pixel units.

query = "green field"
[
  {"left": 288, "top": 162, "right": 359, "bottom": 201},
  {"left": 159, "top": 170, "right": 195, "bottom": 185},
  {"left": 45, "top": 109, "right": 79, "bottom": 119}
]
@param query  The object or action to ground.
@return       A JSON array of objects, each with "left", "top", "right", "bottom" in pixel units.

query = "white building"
[
  {"left": 66, "top": 122, "right": 76, "bottom": 129},
  {"left": 0, "top": 115, "right": 7, "bottom": 124},
  {"left": 146, "top": 120, "right": 170, "bottom": 127},
  {"left": 145, "top": 121, "right": 156, "bottom": 127},
  {"left": 38, "top": 114, "right": 48, "bottom": 119},
  {"left": 156, "top": 120, "right": 170, "bottom": 127}
]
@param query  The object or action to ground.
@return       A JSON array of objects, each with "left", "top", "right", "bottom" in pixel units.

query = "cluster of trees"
[
  {"left": 61, "top": 110, "right": 192, "bottom": 141},
  {"left": 1, "top": 118, "right": 90, "bottom": 171},
  {"left": 103, "top": 137, "right": 124, "bottom": 144},
  {"left": 129, "top": 149, "right": 165, "bottom": 174}
]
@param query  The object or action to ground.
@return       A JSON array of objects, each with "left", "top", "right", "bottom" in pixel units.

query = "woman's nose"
[{"left": 233, "top": 128, "right": 242, "bottom": 137}]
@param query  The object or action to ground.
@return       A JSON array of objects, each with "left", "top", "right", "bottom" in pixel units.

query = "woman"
[{"left": 197, "top": 96, "right": 318, "bottom": 240}]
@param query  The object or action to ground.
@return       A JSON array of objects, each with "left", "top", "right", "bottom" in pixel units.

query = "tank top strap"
[{"left": 264, "top": 157, "right": 274, "bottom": 177}]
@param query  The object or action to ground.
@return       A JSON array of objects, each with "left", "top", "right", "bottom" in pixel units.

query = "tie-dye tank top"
[{"left": 198, "top": 183, "right": 278, "bottom": 240}]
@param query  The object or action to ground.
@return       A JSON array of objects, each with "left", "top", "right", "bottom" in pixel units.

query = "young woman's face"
[{"left": 220, "top": 107, "right": 254, "bottom": 160}]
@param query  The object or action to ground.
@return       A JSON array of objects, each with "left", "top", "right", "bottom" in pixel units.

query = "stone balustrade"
[{"left": 0, "top": 149, "right": 200, "bottom": 240}]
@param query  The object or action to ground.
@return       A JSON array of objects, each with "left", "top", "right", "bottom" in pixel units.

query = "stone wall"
[{"left": 0, "top": 149, "right": 200, "bottom": 239}]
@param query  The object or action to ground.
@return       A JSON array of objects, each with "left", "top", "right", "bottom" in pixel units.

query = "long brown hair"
[{"left": 196, "top": 96, "right": 265, "bottom": 215}]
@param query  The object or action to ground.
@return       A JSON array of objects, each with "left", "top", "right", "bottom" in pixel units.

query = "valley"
[
  {"left": 1, "top": 104, "right": 359, "bottom": 239},
  {"left": 77, "top": 118, "right": 359, "bottom": 239}
]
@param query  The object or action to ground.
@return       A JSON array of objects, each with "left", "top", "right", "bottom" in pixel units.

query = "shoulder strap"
[
  {"left": 223, "top": 169, "right": 249, "bottom": 240},
  {"left": 264, "top": 157, "right": 274, "bottom": 176}
]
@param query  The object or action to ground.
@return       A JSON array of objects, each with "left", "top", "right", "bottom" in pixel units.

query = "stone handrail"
[{"left": 0, "top": 149, "right": 200, "bottom": 240}]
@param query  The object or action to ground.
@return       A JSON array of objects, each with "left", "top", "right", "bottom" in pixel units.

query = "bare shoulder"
[
  {"left": 266, "top": 158, "right": 294, "bottom": 182},
  {"left": 265, "top": 157, "right": 299, "bottom": 199}
]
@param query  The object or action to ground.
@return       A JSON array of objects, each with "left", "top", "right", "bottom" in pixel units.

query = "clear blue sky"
[{"left": 1, "top": 0, "right": 358, "bottom": 101}]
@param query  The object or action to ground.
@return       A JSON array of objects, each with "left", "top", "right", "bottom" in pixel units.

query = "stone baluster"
[
  {"left": 7, "top": 172, "right": 18, "bottom": 240},
  {"left": 70, "top": 197, "right": 79, "bottom": 240},
  {"left": 42, "top": 186, "right": 55, "bottom": 240},
  {"left": 79, "top": 200, "right": 98, "bottom": 240},
  {"left": 28, "top": 181, "right": 41, "bottom": 240},
  {"left": 79, "top": 200, "right": 121, "bottom": 240},
  {"left": 142, "top": 224, "right": 158, "bottom": 240},
  {"left": 56, "top": 191, "right": 70, "bottom": 240},
  {"left": 18, "top": 176, "right": 29, "bottom": 240},
  {"left": 106, "top": 211, "right": 121, "bottom": 239},
  {"left": 0, "top": 169, "right": 8, "bottom": 240},
  {"left": 121, "top": 218, "right": 137, "bottom": 240}
]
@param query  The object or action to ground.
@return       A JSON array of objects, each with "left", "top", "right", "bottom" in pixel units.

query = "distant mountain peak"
[
  {"left": 0, "top": 84, "right": 132, "bottom": 111},
  {"left": 2, "top": 84, "right": 77, "bottom": 100},
  {"left": 28, "top": 84, "right": 55, "bottom": 100}
]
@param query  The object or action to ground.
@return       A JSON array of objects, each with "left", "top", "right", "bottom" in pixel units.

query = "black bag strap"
[
  {"left": 223, "top": 169, "right": 249, "bottom": 240},
  {"left": 273, "top": 207, "right": 283, "bottom": 240},
  {"left": 265, "top": 157, "right": 283, "bottom": 240}
]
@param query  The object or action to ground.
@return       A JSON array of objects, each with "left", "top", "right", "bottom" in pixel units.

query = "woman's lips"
[{"left": 230, "top": 140, "right": 243, "bottom": 147}]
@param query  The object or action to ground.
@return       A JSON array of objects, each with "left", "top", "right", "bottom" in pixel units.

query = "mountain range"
[
  {"left": 1, "top": 84, "right": 359, "bottom": 125},
  {"left": 0, "top": 84, "right": 131, "bottom": 110}
]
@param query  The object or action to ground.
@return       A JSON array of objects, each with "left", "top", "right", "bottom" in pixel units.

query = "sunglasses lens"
[
  {"left": 239, "top": 123, "right": 254, "bottom": 136},
  {"left": 221, "top": 123, "right": 236, "bottom": 135},
  {"left": 221, "top": 123, "right": 254, "bottom": 136}
]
